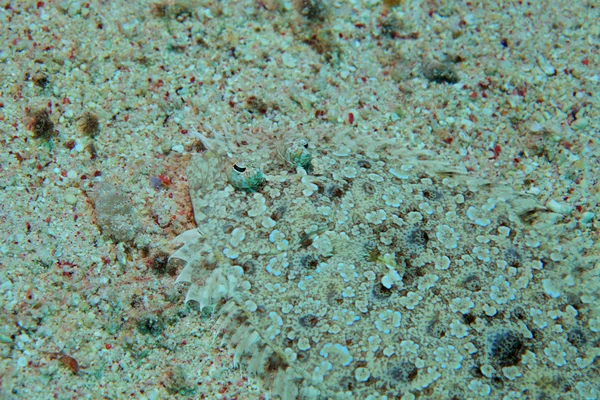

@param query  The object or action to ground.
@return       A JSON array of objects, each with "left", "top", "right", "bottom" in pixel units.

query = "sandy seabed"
[{"left": 0, "top": 0, "right": 599, "bottom": 399}]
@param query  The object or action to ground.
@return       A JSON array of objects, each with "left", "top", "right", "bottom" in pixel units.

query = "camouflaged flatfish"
[{"left": 169, "top": 136, "right": 590, "bottom": 399}]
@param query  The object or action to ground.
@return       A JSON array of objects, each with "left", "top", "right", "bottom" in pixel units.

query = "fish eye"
[
  {"left": 228, "top": 162, "right": 265, "bottom": 193},
  {"left": 233, "top": 164, "right": 246, "bottom": 173},
  {"left": 283, "top": 138, "right": 313, "bottom": 172}
]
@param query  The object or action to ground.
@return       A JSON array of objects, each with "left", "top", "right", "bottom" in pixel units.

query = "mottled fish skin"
[{"left": 171, "top": 139, "right": 579, "bottom": 400}]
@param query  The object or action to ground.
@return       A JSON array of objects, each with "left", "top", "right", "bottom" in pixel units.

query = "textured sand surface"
[{"left": 0, "top": 0, "right": 599, "bottom": 399}]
